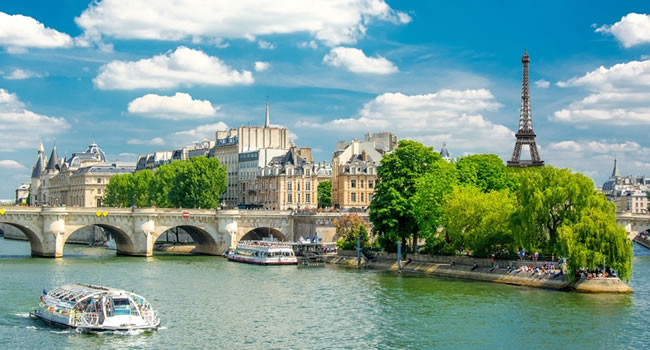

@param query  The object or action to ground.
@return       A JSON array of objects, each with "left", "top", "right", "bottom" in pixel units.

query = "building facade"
[
  {"left": 15, "top": 183, "right": 30, "bottom": 204},
  {"left": 331, "top": 137, "right": 388, "bottom": 209},
  {"left": 601, "top": 159, "right": 649, "bottom": 214},
  {"left": 210, "top": 102, "right": 292, "bottom": 208},
  {"left": 257, "top": 147, "right": 332, "bottom": 210},
  {"left": 29, "top": 142, "right": 135, "bottom": 207}
]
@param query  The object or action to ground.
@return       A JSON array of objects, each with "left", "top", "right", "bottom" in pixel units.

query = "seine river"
[{"left": 1, "top": 239, "right": 649, "bottom": 350}]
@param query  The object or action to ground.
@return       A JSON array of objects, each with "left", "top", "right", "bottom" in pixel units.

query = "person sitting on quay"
[{"left": 471, "top": 262, "right": 479, "bottom": 271}]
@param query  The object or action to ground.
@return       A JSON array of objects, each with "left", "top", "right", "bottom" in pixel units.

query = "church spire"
[
  {"left": 611, "top": 158, "right": 620, "bottom": 178},
  {"left": 264, "top": 97, "right": 270, "bottom": 128}
]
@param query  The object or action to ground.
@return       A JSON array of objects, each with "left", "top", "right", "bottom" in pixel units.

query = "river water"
[{"left": 1, "top": 239, "right": 649, "bottom": 350}]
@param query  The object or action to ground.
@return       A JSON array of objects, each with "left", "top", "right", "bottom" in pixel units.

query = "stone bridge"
[
  {"left": 0, "top": 207, "right": 359, "bottom": 258},
  {"left": 617, "top": 212, "right": 650, "bottom": 241}
]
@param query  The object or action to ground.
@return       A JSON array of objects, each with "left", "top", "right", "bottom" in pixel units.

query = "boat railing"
[
  {"left": 77, "top": 312, "right": 100, "bottom": 327},
  {"left": 141, "top": 310, "right": 159, "bottom": 326}
]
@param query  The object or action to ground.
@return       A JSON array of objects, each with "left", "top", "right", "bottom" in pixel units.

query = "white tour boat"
[
  {"left": 30, "top": 283, "right": 160, "bottom": 332},
  {"left": 227, "top": 241, "right": 298, "bottom": 265}
]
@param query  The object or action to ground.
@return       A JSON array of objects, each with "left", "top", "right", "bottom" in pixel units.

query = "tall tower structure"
[{"left": 507, "top": 50, "right": 544, "bottom": 167}]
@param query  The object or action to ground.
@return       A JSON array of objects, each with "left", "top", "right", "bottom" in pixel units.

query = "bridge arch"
[
  {"left": 0, "top": 222, "right": 46, "bottom": 257},
  {"left": 62, "top": 224, "right": 135, "bottom": 256},
  {"left": 241, "top": 227, "right": 288, "bottom": 242},
  {"left": 152, "top": 225, "right": 220, "bottom": 255}
]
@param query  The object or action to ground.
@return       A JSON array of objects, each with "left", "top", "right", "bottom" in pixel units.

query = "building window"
[
  {"left": 97, "top": 178, "right": 102, "bottom": 184},
  {"left": 361, "top": 193, "right": 364, "bottom": 202},
  {"left": 351, "top": 179, "right": 356, "bottom": 188},
  {"left": 369, "top": 193, "right": 373, "bottom": 202},
  {"left": 288, "top": 193, "right": 293, "bottom": 203},
  {"left": 306, "top": 181, "right": 311, "bottom": 191},
  {"left": 306, "top": 169, "right": 311, "bottom": 176},
  {"left": 297, "top": 182, "right": 301, "bottom": 191},
  {"left": 97, "top": 189, "right": 102, "bottom": 195},
  {"left": 360, "top": 180, "right": 364, "bottom": 188},
  {"left": 368, "top": 180, "right": 374, "bottom": 189},
  {"left": 306, "top": 193, "right": 311, "bottom": 203},
  {"left": 96, "top": 198, "right": 102, "bottom": 207},
  {"left": 287, "top": 181, "right": 292, "bottom": 191},
  {"left": 351, "top": 193, "right": 357, "bottom": 202}
]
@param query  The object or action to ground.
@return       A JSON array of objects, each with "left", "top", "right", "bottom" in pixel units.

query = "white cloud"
[
  {"left": 546, "top": 139, "right": 650, "bottom": 183},
  {"left": 323, "top": 47, "right": 398, "bottom": 74},
  {"left": 555, "top": 60, "right": 650, "bottom": 125},
  {"left": 4, "top": 68, "right": 42, "bottom": 80},
  {"left": 127, "top": 92, "right": 219, "bottom": 119},
  {"left": 254, "top": 61, "right": 271, "bottom": 72},
  {"left": 93, "top": 46, "right": 254, "bottom": 90},
  {"left": 0, "top": 88, "right": 69, "bottom": 151},
  {"left": 301, "top": 89, "right": 512, "bottom": 155},
  {"left": 299, "top": 40, "right": 318, "bottom": 49},
  {"left": 127, "top": 137, "right": 165, "bottom": 146},
  {"left": 0, "top": 160, "right": 25, "bottom": 169},
  {"left": 596, "top": 13, "right": 650, "bottom": 48},
  {"left": 173, "top": 122, "right": 229, "bottom": 145},
  {"left": 0, "top": 12, "right": 73, "bottom": 52},
  {"left": 534, "top": 79, "right": 550, "bottom": 88},
  {"left": 74, "top": 0, "right": 410, "bottom": 47},
  {"left": 257, "top": 40, "right": 275, "bottom": 49}
]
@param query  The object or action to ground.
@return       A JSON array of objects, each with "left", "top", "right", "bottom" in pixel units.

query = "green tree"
[
  {"left": 25, "top": 194, "right": 30, "bottom": 206},
  {"left": 130, "top": 170, "right": 154, "bottom": 207},
  {"left": 103, "top": 173, "right": 132, "bottom": 207},
  {"left": 456, "top": 154, "right": 515, "bottom": 192},
  {"left": 413, "top": 159, "right": 458, "bottom": 251},
  {"left": 511, "top": 166, "right": 594, "bottom": 254},
  {"left": 168, "top": 156, "right": 226, "bottom": 209},
  {"left": 369, "top": 140, "right": 441, "bottom": 253},
  {"left": 317, "top": 181, "right": 332, "bottom": 208},
  {"left": 559, "top": 194, "right": 633, "bottom": 282},
  {"left": 150, "top": 161, "right": 188, "bottom": 207},
  {"left": 442, "top": 186, "right": 516, "bottom": 257},
  {"left": 334, "top": 213, "right": 371, "bottom": 250}
]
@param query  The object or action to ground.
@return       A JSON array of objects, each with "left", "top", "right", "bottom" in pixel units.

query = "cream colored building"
[
  {"left": 210, "top": 102, "right": 291, "bottom": 208},
  {"left": 15, "top": 183, "right": 30, "bottom": 204},
  {"left": 29, "top": 142, "right": 135, "bottom": 207},
  {"left": 332, "top": 137, "right": 391, "bottom": 209},
  {"left": 616, "top": 191, "right": 649, "bottom": 214},
  {"left": 257, "top": 147, "right": 331, "bottom": 210}
]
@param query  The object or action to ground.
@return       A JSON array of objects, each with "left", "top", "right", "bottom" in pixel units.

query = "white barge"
[
  {"left": 30, "top": 284, "right": 160, "bottom": 332},
  {"left": 227, "top": 241, "right": 298, "bottom": 265}
]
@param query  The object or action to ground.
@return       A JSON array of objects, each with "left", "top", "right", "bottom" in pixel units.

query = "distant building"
[
  {"left": 136, "top": 140, "right": 214, "bottom": 171},
  {"left": 257, "top": 146, "right": 332, "bottom": 210},
  {"left": 15, "top": 183, "right": 30, "bottom": 204},
  {"left": 29, "top": 142, "right": 135, "bottom": 207},
  {"left": 439, "top": 142, "right": 452, "bottom": 162},
  {"left": 210, "top": 101, "right": 292, "bottom": 208},
  {"left": 601, "top": 158, "right": 649, "bottom": 214},
  {"left": 331, "top": 137, "right": 389, "bottom": 209}
]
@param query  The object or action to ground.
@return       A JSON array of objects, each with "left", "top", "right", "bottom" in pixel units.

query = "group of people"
[{"left": 575, "top": 267, "right": 615, "bottom": 280}]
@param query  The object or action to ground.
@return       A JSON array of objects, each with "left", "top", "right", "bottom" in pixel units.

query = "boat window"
[{"left": 112, "top": 298, "right": 131, "bottom": 316}]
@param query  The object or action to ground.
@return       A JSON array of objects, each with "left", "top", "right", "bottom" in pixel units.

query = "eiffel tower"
[{"left": 507, "top": 50, "right": 544, "bottom": 168}]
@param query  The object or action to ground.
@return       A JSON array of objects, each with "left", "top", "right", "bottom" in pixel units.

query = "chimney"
[{"left": 361, "top": 150, "right": 367, "bottom": 161}]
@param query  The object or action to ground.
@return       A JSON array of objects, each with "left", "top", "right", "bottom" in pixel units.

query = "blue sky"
[{"left": 1, "top": 0, "right": 650, "bottom": 199}]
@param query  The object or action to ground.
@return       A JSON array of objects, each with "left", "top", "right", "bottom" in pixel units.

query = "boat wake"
[
  {"left": 14, "top": 312, "right": 31, "bottom": 318},
  {"left": 25, "top": 326, "right": 37, "bottom": 330},
  {"left": 50, "top": 329, "right": 76, "bottom": 334}
]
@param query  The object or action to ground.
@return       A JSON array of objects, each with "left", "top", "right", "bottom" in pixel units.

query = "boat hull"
[
  {"left": 30, "top": 311, "right": 160, "bottom": 332},
  {"left": 227, "top": 256, "right": 297, "bottom": 265}
]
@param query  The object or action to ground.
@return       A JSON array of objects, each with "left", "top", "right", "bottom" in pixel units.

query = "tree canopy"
[
  {"left": 334, "top": 213, "right": 371, "bottom": 250},
  {"left": 456, "top": 154, "right": 515, "bottom": 192},
  {"left": 103, "top": 156, "right": 226, "bottom": 209},
  {"left": 369, "top": 139, "right": 441, "bottom": 252},
  {"left": 317, "top": 181, "right": 332, "bottom": 208},
  {"left": 442, "top": 185, "right": 516, "bottom": 258}
]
